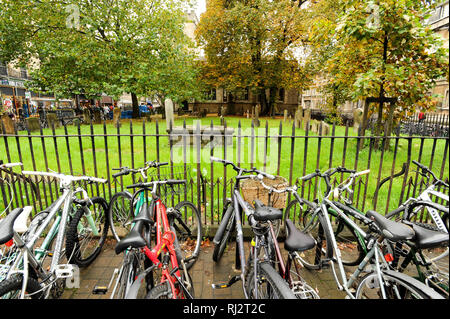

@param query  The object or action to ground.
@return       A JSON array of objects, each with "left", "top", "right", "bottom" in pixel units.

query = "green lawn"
[{"left": 1, "top": 115, "right": 448, "bottom": 221}]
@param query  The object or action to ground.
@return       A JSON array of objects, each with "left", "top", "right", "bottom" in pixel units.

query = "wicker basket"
[{"left": 241, "top": 176, "right": 288, "bottom": 209}]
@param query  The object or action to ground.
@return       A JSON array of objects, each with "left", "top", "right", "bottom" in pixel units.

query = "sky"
[{"left": 194, "top": 0, "right": 206, "bottom": 18}]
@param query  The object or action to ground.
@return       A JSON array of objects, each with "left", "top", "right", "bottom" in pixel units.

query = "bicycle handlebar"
[
  {"left": 210, "top": 157, "right": 275, "bottom": 180},
  {"left": 0, "top": 162, "right": 23, "bottom": 169},
  {"left": 111, "top": 161, "right": 169, "bottom": 178},
  {"left": 412, "top": 160, "right": 448, "bottom": 188},
  {"left": 22, "top": 171, "right": 107, "bottom": 184},
  {"left": 126, "top": 179, "right": 186, "bottom": 189}
]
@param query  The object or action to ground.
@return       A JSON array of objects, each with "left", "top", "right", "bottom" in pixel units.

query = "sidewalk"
[{"left": 61, "top": 239, "right": 347, "bottom": 299}]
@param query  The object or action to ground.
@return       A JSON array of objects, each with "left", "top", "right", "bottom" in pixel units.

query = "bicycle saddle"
[
  {"left": 403, "top": 221, "right": 449, "bottom": 249},
  {"left": 0, "top": 208, "right": 23, "bottom": 244},
  {"left": 366, "top": 210, "right": 415, "bottom": 242},
  {"left": 115, "top": 220, "right": 147, "bottom": 254},
  {"left": 252, "top": 199, "right": 283, "bottom": 222},
  {"left": 284, "top": 219, "right": 316, "bottom": 252}
]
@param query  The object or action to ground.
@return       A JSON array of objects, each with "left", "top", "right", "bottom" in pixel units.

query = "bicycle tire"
[
  {"left": 295, "top": 207, "right": 333, "bottom": 270},
  {"left": 246, "top": 262, "right": 296, "bottom": 299},
  {"left": 212, "top": 205, "right": 235, "bottom": 262},
  {"left": 355, "top": 270, "right": 443, "bottom": 299},
  {"left": 172, "top": 201, "right": 202, "bottom": 270},
  {"left": 111, "top": 250, "right": 142, "bottom": 299},
  {"left": 65, "top": 197, "right": 109, "bottom": 267},
  {"left": 328, "top": 204, "right": 366, "bottom": 266},
  {"left": 289, "top": 253, "right": 320, "bottom": 299},
  {"left": 288, "top": 199, "right": 365, "bottom": 266},
  {"left": 108, "top": 191, "right": 134, "bottom": 242},
  {"left": 0, "top": 274, "right": 43, "bottom": 299},
  {"left": 146, "top": 282, "right": 172, "bottom": 299}
]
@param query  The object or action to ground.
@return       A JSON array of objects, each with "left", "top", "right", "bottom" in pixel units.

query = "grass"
[{"left": 1, "top": 115, "right": 448, "bottom": 220}]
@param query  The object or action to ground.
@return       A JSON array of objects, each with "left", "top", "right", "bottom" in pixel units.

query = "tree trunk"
[
  {"left": 384, "top": 101, "right": 396, "bottom": 150},
  {"left": 374, "top": 34, "right": 389, "bottom": 149},
  {"left": 131, "top": 92, "right": 139, "bottom": 119},
  {"left": 259, "top": 87, "right": 269, "bottom": 116},
  {"left": 268, "top": 87, "right": 277, "bottom": 117}
]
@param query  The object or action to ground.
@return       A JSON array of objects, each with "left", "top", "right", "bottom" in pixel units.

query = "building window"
[
  {"left": 235, "top": 88, "right": 249, "bottom": 101},
  {"left": 278, "top": 88, "right": 285, "bottom": 102},
  {"left": 20, "top": 68, "right": 28, "bottom": 79},
  {"left": 204, "top": 88, "right": 216, "bottom": 101},
  {"left": 0, "top": 61, "right": 7, "bottom": 76}
]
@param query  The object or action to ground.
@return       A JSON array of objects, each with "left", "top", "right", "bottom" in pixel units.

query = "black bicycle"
[{"left": 210, "top": 157, "right": 295, "bottom": 299}]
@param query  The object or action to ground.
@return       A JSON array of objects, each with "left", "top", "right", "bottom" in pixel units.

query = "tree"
[
  {"left": 0, "top": 0, "right": 200, "bottom": 117},
  {"left": 196, "top": 0, "right": 313, "bottom": 116},
  {"left": 321, "top": 0, "right": 448, "bottom": 144}
]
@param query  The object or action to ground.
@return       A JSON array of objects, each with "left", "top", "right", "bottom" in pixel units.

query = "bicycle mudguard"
[
  {"left": 382, "top": 269, "right": 445, "bottom": 299},
  {"left": 213, "top": 205, "right": 234, "bottom": 245}
]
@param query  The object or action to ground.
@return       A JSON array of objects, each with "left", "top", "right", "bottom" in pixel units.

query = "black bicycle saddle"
[
  {"left": 0, "top": 208, "right": 24, "bottom": 244},
  {"left": 252, "top": 199, "right": 283, "bottom": 222}
]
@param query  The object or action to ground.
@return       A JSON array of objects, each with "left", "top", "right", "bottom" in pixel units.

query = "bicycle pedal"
[
  {"left": 55, "top": 264, "right": 75, "bottom": 279},
  {"left": 212, "top": 283, "right": 230, "bottom": 289},
  {"left": 212, "top": 275, "right": 241, "bottom": 289},
  {"left": 92, "top": 286, "right": 108, "bottom": 295}
]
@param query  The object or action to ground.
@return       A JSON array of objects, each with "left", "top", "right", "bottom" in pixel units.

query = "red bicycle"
[{"left": 104, "top": 177, "right": 202, "bottom": 299}]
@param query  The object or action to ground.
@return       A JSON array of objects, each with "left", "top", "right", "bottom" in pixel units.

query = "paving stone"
[{"left": 62, "top": 240, "right": 357, "bottom": 299}]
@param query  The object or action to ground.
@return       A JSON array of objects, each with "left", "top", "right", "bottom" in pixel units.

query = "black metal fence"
[{"left": 1, "top": 117, "right": 448, "bottom": 227}]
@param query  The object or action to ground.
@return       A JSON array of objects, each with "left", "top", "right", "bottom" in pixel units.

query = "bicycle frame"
[{"left": 409, "top": 184, "right": 448, "bottom": 233}]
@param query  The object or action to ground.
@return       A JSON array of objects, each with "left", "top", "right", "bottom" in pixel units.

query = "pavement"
[{"left": 61, "top": 238, "right": 347, "bottom": 299}]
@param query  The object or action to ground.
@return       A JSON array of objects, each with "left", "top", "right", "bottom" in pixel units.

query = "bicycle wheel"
[
  {"left": 146, "top": 281, "right": 172, "bottom": 299},
  {"left": 65, "top": 197, "right": 109, "bottom": 267},
  {"left": 355, "top": 271, "right": 436, "bottom": 299},
  {"left": 108, "top": 191, "right": 134, "bottom": 242},
  {"left": 288, "top": 253, "right": 320, "bottom": 299},
  {"left": 295, "top": 209, "right": 333, "bottom": 270},
  {"left": 212, "top": 203, "right": 235, "bottom": 262},
  {"left": 111, "top": 250, "right": 145, "bottom": 299},
  {"left": 0, "top": 274, "right": 43, "bottom": 299},
  {"left": 246, "top": 262, "right": 296, "bottom": 299},
  {"left": 328, "top": 205, "right": 365, "bottom": 266},
  {"left": 171, "top": 201, "right": 202, "bottom": 270}
]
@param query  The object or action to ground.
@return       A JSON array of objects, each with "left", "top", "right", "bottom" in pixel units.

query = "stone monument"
[
  {"left": 165, "top": 98, "right": 175, "bottom": 131},
  {"left": 353, "top": 108, "right": 364, "bottom": 134}
]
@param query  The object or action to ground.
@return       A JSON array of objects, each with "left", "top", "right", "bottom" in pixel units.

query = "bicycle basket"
[{"left": 241, "top": 176, "right": 288, "bottom": 209}]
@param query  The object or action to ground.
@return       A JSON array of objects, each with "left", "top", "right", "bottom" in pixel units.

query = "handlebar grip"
[
  {"left": 127, "top": 183, "right": 145, "bottom": 189},
  {"left": 165, "top": 179, "right": 186, "bottom": 185},
  {"left": 210, "top": 156, "right": 226, "bottom": 163},
  {"left": 300, "top": 172, "right": 318, "bottom": 181},
  {"left": 355, "top": 169, "right": 370, "bottom": 177},
  {"left": 2, "top": 162, "right": 23, "bottom": 168},
  {"left": 112, "top": 169, "right": 129, "bottom": 178},
  {"left": 412, "top": 160, "right": 427, "bottom": 171}
]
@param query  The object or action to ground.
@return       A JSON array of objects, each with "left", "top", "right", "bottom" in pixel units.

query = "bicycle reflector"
[
  {"left": 384, "top": 253, "right": 394, "bottom": 262},
  {"left": 5, "top": 239, "right": 13, "bottom": 247}
]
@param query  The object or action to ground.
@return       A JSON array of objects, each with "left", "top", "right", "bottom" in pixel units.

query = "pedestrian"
[{"left": 418, "top": 110, "right": 426, "bottom": 123}]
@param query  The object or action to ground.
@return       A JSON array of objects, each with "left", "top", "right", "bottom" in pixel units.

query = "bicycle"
[
  {"left": 210, "top": 157, "right": 296, "bottom": 299},
  {"left": 293, "top": 167, "right": 444, "bottom": 299},
  {"left": 103, "top": 177, "right": 201, "bottom": 299},
  {"left": 0, "top": 170, "right": 108, "bottom": 299},
  {"left": 252, "top": 176, "right": 320, "bottom": 298},
  {"left": 376, "top": 160, "right": 449, "bottom": 297},
  {"left": 108, "top": 161, "right": 168, "bottom": 242}
]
